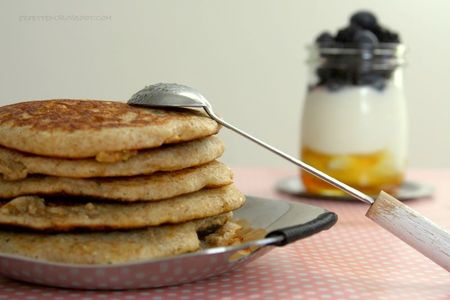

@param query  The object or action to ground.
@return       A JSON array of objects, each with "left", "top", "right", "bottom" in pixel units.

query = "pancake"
[
  {"left": 0, "top": 100, "right": 220, "bottom": 158},
  {"left": 0, "top": 160, "right": 233, "bottom": 201},
  {"left": 0, "top": 184, "right": 245, "bottom": 231},
  {"left": 0, "top": 213, "right": 231, "bottom": 264},
  {"left": 0, "top": 136, "right": 224, "bottom": 180}
]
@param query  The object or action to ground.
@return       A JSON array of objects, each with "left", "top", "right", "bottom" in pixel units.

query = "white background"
[{"left": 1, "top": 0, "right": 449, "bottom": 169}]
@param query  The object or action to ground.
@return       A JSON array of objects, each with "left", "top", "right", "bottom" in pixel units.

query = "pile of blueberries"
[{"left": 313, "top": 11, "right": 401, "bottom": 92}]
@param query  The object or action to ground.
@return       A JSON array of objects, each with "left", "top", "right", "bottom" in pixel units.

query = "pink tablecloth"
[{"left": 0, "top": 168, "right": 449, "bottom": 299}]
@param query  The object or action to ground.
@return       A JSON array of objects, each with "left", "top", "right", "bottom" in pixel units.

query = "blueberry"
[
  {"left": 335, "top": 25, "right": 359, "bottom": 43},
  {"left": 316, "top": 68, "right": 332, "bottom": 85},
  {"left": 350, "top": 11, "right": 378, "bottom": 29},
  {"left": 326, "top": 80, "right": 342, "bottom": 91},
  {"left": 357, "top": 73, "right": 377, "bottom": 84},
  {"left": 354, "top": 30, "right": 378, "bottom": 46},
  {"left": 371, "top": 25, "right": 400, "bottom": 43},
  {"left": 388, "top": 32, "right": 400, "bottom": 43},
  {"left": 380, "top": 30, "right": 400, "bottom": 43},
  {"left": 316, "top": 32, "right": 335, "bottom": 46},
  {"left": 356, "top": 73, "right": 386, "bottom": 90},
  {"left": 372, "top": 78, "right": 386, "bottom": 91}
]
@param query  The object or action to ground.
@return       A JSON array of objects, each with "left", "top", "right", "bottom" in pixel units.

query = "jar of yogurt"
[{"left": 300, "top": 11, "right": 407, "bottom": 196}]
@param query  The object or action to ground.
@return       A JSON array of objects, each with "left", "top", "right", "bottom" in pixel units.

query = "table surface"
[{"left": 0, "top": 168, "right": 449, "bottom": 300}]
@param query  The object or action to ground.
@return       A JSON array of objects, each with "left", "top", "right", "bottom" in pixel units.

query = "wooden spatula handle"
[{"left": 366, "top": 191, "right": 450, "bottom": 271}]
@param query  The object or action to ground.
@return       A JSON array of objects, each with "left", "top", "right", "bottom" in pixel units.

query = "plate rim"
[
  {"left": 0, "top": 194, "right": 336, "bottom": 269},
  {"left": 276, "top": 176, "right": 435, "bottom": 201}
]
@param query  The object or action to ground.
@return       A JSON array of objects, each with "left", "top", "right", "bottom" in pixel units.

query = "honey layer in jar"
[{"left": 300, "top": 147, "right": 404, "bottom": 196}]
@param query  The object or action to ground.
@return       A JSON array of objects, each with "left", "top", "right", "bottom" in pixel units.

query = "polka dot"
[
  {"left": 0, "top": 260, "right": 9, "bottom": 267},
  {"left": 57, "top": 274, "right": 67, "bottom": 281},
  {"left": 83, "top": 277, "right": 94, "bottom": 283},
  {"left": 159, "top": 262, "right": 169, "bottom": 273},
  {"left": 70, "top": 269, "right": 80, "bottom": 275},
  {"left": 173, "top": 267, "right": 183, "bottom": 275}
]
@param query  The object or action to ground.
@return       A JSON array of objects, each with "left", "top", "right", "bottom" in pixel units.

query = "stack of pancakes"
[{"left": 0, "top": 100, "right": 245, "bottom": 264}]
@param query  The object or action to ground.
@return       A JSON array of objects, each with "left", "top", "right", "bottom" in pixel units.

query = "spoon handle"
[
  {"left": 367, "top": 192, "right": 450, "bottom": 271},
  {"left": 204, "top": 108, "right": 373, "bottom": 204},
  {"left": 205, "top": 108, "right": 450, "bottom": 271}
]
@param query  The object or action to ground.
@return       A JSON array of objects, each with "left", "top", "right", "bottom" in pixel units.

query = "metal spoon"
[
  {"left": 129, "top": 83, "right": 373, "bottom": 204},
  {"left": 129, "top": 83, "right": 450, "bottom": 271}
]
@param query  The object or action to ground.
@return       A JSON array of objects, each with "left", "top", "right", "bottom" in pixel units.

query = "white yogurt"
[{"left": 301, "top": 84, "right": 407, "bottom": 166}]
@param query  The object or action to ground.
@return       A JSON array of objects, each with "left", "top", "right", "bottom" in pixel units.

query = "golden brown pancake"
[
  {"left": 0, "top": 213, "right": 232, "bottom": 264},
  {"left": 0, "top": 184, "right": 245, "bottom": 231},
  {"left": 0, "top": 99, "right": 249, "bottom": 265},
  {"left": 0, "top": 100, "right": 220, "bottom": 158},
  {"left": 0, "top": 160, "right": 233, "bottom": 201},
  {"left": 0, "top": 136, "right": 224, "bottom": 180}
]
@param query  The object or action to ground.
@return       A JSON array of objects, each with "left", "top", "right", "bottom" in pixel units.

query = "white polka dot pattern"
[{"left": 0, "top": 169, "right": 449, "bottom": 299}]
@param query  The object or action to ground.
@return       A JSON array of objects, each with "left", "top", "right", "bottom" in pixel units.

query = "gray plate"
[
  {"left": 0, "top": 195, "right": 337, "bottom": 290},
  {"left": 276, "top": 177, "right": 434, "bottom": 201}
]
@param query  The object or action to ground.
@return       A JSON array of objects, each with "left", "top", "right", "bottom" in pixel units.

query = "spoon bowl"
[{"left": 130, "top": 83, "right": 209, "bottom": 108}]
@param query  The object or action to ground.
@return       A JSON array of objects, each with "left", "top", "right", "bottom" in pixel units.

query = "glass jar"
[{"left": 300, "top": 44, "right": 407, "bottom": 196}]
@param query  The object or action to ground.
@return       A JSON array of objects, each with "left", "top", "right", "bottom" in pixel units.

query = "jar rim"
[
  {"left": 307, "top": 43, "right": 406, "bottom": 57},
  {"left": 306, "top": 44, "right": 406, "bottom": 69}
]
